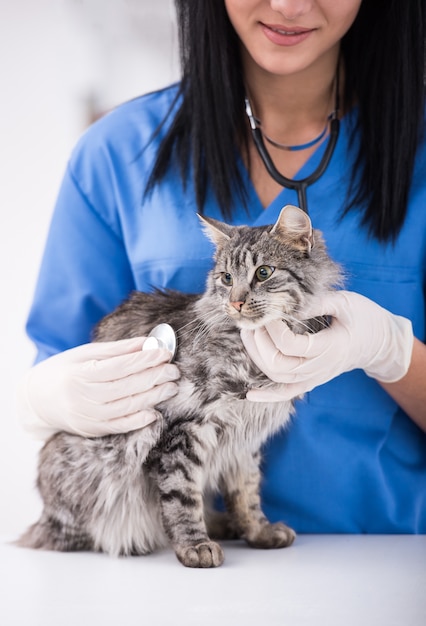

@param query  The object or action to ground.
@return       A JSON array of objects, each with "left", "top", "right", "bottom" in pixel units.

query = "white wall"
[{"left": 0, "top": 0, "right": 178, "bottom": 537}]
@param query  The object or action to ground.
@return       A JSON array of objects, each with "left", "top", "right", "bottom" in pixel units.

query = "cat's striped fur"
[{"left": 19, "top": 206, "right": 341, "bottom": 567}]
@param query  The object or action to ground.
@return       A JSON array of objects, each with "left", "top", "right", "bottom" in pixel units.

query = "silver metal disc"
[{"left": 142, "top": 323, "right": 177, "bottom": 362}]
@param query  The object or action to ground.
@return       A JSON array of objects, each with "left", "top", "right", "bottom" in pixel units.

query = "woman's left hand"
[{"left": 241, "top": 290, "right": 414, "bottom": 402}]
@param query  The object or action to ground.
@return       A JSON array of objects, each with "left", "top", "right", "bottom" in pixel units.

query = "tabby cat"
[{"left": 19, "top": 205, "right": 341, "bottom": 568}]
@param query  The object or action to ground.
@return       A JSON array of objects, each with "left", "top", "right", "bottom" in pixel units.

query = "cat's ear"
[
  {"left": 197, "top": 214, "right": 233, "bottom": 247},
  {"left": 271, "top": 205, "right": 315, "bottom": 253}
]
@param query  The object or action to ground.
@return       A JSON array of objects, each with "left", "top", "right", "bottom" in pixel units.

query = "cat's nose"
[{"left": 230, "top": 300, "right": 245, "bottom": 312}]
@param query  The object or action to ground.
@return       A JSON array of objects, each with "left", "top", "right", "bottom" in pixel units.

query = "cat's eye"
[
  {"left": 255, "top": 265, "right": 275, "bottom": 282},
  {"left": 221, "top": 272, "right": 233, "bottom": 286}
]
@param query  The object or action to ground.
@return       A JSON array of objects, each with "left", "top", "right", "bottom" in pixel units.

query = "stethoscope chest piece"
[{"left": 142, "top": 323, "right": 178, "bottom": 362}]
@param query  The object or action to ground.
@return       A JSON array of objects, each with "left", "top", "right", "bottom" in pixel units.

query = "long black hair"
[{"left": 147, "top": 0, "right": 426, "bottom": 241}]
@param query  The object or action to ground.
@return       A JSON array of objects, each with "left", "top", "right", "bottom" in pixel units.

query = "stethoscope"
[{"left": 244, "top": 79, "right": 340, "bottom": 215}]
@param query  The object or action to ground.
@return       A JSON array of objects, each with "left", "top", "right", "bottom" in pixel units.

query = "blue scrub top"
[{"left": 26, "top": 84, "right": 426, "bottom": 533}]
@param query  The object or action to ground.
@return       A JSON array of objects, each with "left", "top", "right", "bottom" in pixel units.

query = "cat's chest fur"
[{"left": 149, "top": 324, "right": 292, "bottom": 490}]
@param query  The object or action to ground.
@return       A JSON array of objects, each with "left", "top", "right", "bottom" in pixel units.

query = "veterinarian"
[{"left": 18, "top": 1, "right": 426, "bottom": 533}]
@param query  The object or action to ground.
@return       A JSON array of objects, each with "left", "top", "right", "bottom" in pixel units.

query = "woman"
[{"left": 18, "top": 1, "right": 426, "bottom": 532}]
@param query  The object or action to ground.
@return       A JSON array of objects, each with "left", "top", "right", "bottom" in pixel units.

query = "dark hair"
[{"left": 147, "top": 0, "right": 426, "bottom": 241}]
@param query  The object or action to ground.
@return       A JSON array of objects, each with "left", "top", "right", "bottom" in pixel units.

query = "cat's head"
[{"left": 199, "top": 205, "right": 341, "bottom": 330}]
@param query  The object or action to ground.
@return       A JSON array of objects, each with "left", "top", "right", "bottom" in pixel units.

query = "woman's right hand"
[{"left": 17, "top": 337, "right": 180, "bottom": 439}]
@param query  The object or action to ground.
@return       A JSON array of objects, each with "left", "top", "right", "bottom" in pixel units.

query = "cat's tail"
[{"left": 16, "top": 514, "right": 94, "bottom": 552}]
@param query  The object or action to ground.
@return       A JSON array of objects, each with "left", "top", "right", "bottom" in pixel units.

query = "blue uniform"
[{"left": 27, "top": 84, "right": 426, "bottom": 533}]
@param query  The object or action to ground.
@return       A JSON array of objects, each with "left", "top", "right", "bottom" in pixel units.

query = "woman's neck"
[
  {"left": 241, "top": 45, "right": 343, "bottom": 209},
  {"left": 243, "top": 47, "right": 342, "bottom": 145}
]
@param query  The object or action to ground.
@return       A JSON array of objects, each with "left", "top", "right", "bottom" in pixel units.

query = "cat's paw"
[
  {"left": 246, "top": 522, "right": 296, "bottom": 549},
  {"left": 175, "top": 541, "right": 225, "bottom": 568}
]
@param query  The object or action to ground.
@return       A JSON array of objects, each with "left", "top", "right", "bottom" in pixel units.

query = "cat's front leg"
[
  {"left": 154, "top": 429, "right": 224, "bottom": 568},
  {"left": 221, "top": 450, "right": 296, "bottom": 549}
]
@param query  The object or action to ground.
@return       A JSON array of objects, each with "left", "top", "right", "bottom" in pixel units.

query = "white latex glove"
[
  {"left": 17, "top": 337, "right": 180, "bottom": 439},
  {"left": 241, "top": 290, "right": 414, "bottom": 402}
]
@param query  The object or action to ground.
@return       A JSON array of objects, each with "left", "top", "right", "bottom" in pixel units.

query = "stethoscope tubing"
[{"left": 250, "top": 118, "right": 340, "bottom": 215}]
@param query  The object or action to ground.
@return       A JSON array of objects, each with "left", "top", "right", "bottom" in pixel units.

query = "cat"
[{"left": 18, "top": 205, "right": 342, "bottom": 568}]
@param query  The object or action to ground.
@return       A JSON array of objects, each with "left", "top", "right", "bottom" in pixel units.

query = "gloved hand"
[
  {"left": 241, "top": 290, "right": 414, "bottom": 402},
  {"left": 17, "top": 337, "right": 180, "bottom": 439}
]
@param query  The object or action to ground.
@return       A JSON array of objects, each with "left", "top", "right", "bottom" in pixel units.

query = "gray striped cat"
[{"left": 19, "top": 205, "right": 341, "bottom": 568}]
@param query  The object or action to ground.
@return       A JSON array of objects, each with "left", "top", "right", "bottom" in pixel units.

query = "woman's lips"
[{"left": 260, "top": 22, "right": 315, "bottom": 46}]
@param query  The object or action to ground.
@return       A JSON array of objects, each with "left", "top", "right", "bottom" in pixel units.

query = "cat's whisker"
[
  {"left": 180, "top": 313, "right": 219, "bottom": 346},
  {"left": 180, "top": 321, "right": 212, "bottom": 345},
  {"left": 285, "top": 314, "right": 329, "bottom": 333},
  {"left": 193, "top": 313, "right": 229, "bottom": 345},
  {"left": 176, "top": 316, "right": 205, "bottom": 333},
  {"left": 261, "top": 303, "right": 322, "bottom": 334},
  {"left": 176, "top": 317, "right": 207, "bottom": 340},
  {"left": 283, "top": 317, "right": 311, "bottom": 332},
  {"left": 310, "top": 316, "right": 330, "bottom": 329},
  {"left": 193, "top": 323, "right": 214, "bottom": 346},
  {"left": 177, "top": 312, "right": 231, "bottom": 344}
]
